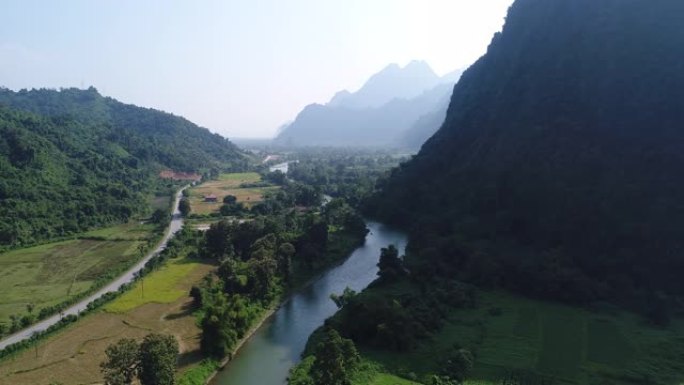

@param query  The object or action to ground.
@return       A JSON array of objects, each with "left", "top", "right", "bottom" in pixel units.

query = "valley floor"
[
  {"left": 0, "top": 256, "right": 215, "bottom": 385},
  {"left": 344, "top": 286, "right": 684, "bottom": 385},
  {"left": 0, "top": 222, "right": 157, "bottom": 329}
]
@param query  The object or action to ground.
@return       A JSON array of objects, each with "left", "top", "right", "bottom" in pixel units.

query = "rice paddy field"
[
  {"left": 104, "top": 258, "right": 203, "bottom": 313},
  {"left": 361, "top": 290, "right": 684, "bottom": 385},
  {"left": 187, "top": 172, "right": 278, "bottom": 215},
  {"left": 0, "top": 222, "right": 156, "bottom": 326},
  {"left": 0, "top": 256, "right": 215, "bottom": 385}
]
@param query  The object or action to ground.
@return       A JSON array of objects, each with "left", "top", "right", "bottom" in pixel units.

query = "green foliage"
[
  {"left": 443, "top": 348, "right": 474, "bottom": 382},
  {"left": 139, "top": 333, "right": 179, "bottom": 385},
  {"left": 101, "top": 338, "right": 139, "bottom": 385},
  {"left": 0, "top": 87, "right": 246, "bottom": 249},
  {"left": 288, "top": 356, "right": 316, "bottom": 385},
  {"left": 287, "top": 148, "right": 406, "bottom": 209},
  {"left": 179, "top": 198, "right": 191, "bottom": 217},
  {"left": 100, "top": 334, "right": 179, "bottom": 385},
  {"left": 310, "top": 328, "right": 360, "bottom": 385},
  {"left": 376, "top": 245, "right": 405, "bottom": 283},
  {"left": 369, "top": 0, "right": 684, "bottom": 321},
  {"left": 331, "top": 287, "right": 358, "bottom": 309},
  {"left": 176, "top": 359, "right": 219, "bottom": 385}
]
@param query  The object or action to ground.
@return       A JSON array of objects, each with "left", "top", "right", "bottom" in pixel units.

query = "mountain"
[
  {"left": 370, "top": 0, "right": 684, "bottom": 315},
  {"left": 0, "top": 87, "right": 247, "bottom": 248},
  {"left": 275, "top": 62, "right": 461, "bottom": 147},
  {"left": 328, "top": 60, "right": 442, "bottom": 109},
  {"left": 399, "top": 92, "right": 451, "bottom": 149}
]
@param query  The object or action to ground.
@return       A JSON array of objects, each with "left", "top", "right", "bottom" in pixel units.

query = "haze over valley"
[{"left": 2, "top": 1, "right": 684, "bottom": 385}]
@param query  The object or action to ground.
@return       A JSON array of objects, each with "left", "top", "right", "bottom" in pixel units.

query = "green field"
[
  {"left": 361, "top": 373, "right": 421, "bottom": 385},
  {"left": 0, "top": 222, "right": 154, "bottom": 327},
  {"left": 104, "top": 258, "right": 202, "bottom": 313},
  {"left": 217, "top": 172, "right": 262, "bottom": 183},
  {"left": 359, "top": 290, "right": 684, "bottom": 385}
]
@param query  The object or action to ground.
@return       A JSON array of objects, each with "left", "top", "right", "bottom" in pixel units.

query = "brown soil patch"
[
  {"left": 159, "top": 170, "right": 202, "bottom": 182},
  {"left": 189, "top": 181, "right": 277, "bottom": 215},
  {"left": 0, "top": 262, "right": 215, "bottom": 385}
]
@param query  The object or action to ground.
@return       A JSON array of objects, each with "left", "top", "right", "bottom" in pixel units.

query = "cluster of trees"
[
  {"left": 219, "top": 194, "right": 246, "bottom": 216},
  {"left": 285, "top": 148, "right": 407, "bottom": 208},
  {"left": 329, "top": 270, "right": 476, "bottom": 353},
  {"left": 288, "top": 328, "right": 360, "bottom": 385},
  {"left": 289, "top": 242, "right": 479, "bottom": 384},
  {"left": 368, "top": 0, "right": 684, "bottom": 324},
  {"left": 191, "top": 189, "right": 368, "bottom": 359},
  {"left": 100, "top": 333, "right": 179, "bottom": 385},
  {"left": 0, "top": 87, "right": 247, "bottom": 249}
]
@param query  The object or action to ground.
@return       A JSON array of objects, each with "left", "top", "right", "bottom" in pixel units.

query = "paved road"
[{"left": 0, "top": 187, "right": 187, "bottom": 350}]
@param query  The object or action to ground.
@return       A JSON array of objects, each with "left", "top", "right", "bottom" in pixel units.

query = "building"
[{"left": 204, "top": 194, "right": 218, "bottom": 202}]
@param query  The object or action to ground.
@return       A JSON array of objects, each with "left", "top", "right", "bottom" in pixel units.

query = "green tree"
[
  {"left": 178, "top": 198, "right": 191, "bottom": 217},
  {"left": 151, "top": 208, "right": 170, "bottom": 225},
  {"left": 200, "top": 293, "right": 237, "bottom": 358},
  {"left": 223, "top": 195, "right": 237, "bottom": 204},
  {"left": 377, "top": 245, "right": 404, "bottom": 282},
  {"left": 330, "top": 287, "right": 357, "bottom": 309},
  {"left": 138, "top": 333, "right": 179, "bottom": 385},
  {"left": 100, "top": 338, "right": 139, "bottom": 385},
  {"left": 444, "top": 348, "right": 474, "bottom": 382},
  {"left": 277, "top": 242, "right": 296, "bottom": 282},
  {"left": 310, "top": 328, "right": 360, "bottom": 385}
]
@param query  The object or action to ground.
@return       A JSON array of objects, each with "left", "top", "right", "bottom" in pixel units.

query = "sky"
[{"left": 0, "top": 0, "right": 514, "bottom": 138}]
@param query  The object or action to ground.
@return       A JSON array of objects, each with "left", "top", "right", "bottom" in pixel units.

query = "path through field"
[{"left": 0, "top": 187, "right": 187, "bottom": 351}]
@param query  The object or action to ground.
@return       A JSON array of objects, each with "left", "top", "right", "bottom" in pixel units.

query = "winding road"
[{"left": 0, "top": 187, "right": 187, "bottom": 351}]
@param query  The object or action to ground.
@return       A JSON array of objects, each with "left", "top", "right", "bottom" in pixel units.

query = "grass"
[
  {"left": 355, "top": 289, "right": 684, "bottom": 385},
  {"left": 0, "top": 222, "right": 154, "bottom": 325},
  {"left": 0, "top": 255, "right": 216, "bottom": 385},
  {"left": 187, "top": 172, "right": 278, "bottom": 215},
  {"left": 104, "top": 258, "right": 203, "bottom": 313},
  {"left": 363, "top": 373, "right": 421, "bottom": 385},
  {"left": 81, "top": 221, "right": 156, "bottom": 240},
  {"left": 535, "top": 308, "right": 584, "bottom": 380},
  {"left": 177, "top": 359, "right": 220, "bottom": 385},
  {"left": 217, "top": 172, "right": 261, "bottom": 184}
]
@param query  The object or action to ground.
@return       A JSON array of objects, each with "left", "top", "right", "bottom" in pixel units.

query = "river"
[{"left": 210, "top": 220, "right": 407, "bottom": 385}]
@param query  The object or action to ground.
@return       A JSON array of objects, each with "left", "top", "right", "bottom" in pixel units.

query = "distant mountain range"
[{"left": 275, "top": 61, "right": 461, "bottom": 148}]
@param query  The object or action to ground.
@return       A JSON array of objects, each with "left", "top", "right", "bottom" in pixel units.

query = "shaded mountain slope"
[{"left": 370, "top": 0, "right": 684, "bottom": 313}]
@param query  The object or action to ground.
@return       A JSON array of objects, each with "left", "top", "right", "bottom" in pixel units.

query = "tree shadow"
[
  {"left": 177, "top": 348, "right": 204, "bottom": 367},
  {"left": 164, "top": 302, "right": 195, "bottom": 321}
]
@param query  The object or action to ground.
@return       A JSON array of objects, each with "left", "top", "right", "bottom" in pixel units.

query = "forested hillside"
[
  {"left": 0, "top": 87, "right": 247, "bottom": 248},
  {"left": 370, "top": 0, "right": 684, "bottom": 318}
]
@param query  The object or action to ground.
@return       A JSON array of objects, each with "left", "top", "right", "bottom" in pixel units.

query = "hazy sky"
[{"left": 0, "top": 1, "right": 513, "bottom": 138}]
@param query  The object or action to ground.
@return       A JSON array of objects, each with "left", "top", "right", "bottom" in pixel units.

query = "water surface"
[{"left": 210, "top": 221, "right": 407, "bottom": 385}]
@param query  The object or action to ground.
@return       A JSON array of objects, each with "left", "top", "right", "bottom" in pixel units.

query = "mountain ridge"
[
  {"left": 0, "top": 87, "right": 247, "bottom": 248},
  {"left": 276, "top": 62, "right": 461, "bottom": 147}
]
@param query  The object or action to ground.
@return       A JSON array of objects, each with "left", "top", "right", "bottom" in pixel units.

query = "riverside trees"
[{"left": 101, "top": 333, "right": 179, "bottom": 385}]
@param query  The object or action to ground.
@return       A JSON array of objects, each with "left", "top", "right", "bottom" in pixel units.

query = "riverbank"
[
  {"left": 202, "top": 306, "right": 277, "bottom": 384},
  {"left": 206, "top": 221, "right": 407, "bottom": 385},
  {"left": 177, "top": 227, "right": 371, "bottom": 385}
]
